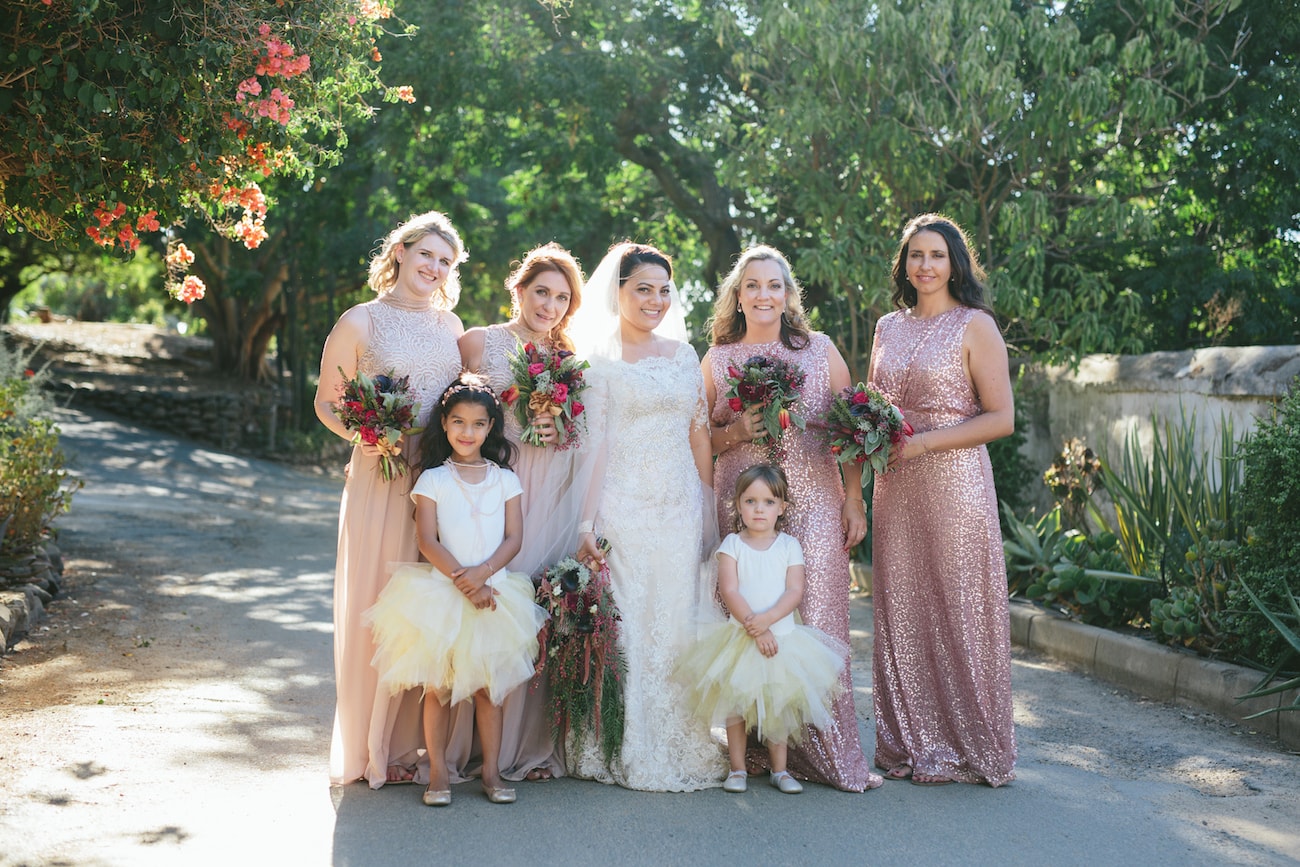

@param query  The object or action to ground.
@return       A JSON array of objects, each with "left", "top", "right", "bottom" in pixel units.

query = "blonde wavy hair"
[
  {"left": 367, "top": 210, "right": 467, "bottom": 310},
  {"left": 506, "top": 242, "right": 585, "bottom": 353},
  {"left": 709, "top": 244, "right": 811, "bottom": 350}
]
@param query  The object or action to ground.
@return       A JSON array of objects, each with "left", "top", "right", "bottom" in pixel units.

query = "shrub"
[
  {"left": 1225, "top": 379, "right": 1300, "bottom": 669},
  {"left": 988, "top": 387, "right": 1034, "bottom": 532},
  {"left": 0, "top": 343, "right": 82, "bottom": 559}
]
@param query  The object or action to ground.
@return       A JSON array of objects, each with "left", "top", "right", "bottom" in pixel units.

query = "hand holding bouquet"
[
  {"left": 824, "top": 382, "right": 912, "bottom": 484},
  {"left": 722, "top": 354, "right": 806, "bottom": 444},
  {"left": 331, "top": 368, "right": 423, "bottom": 482},
  {"left": 501, "top": 342, "right": 590, "bottom": 449}
]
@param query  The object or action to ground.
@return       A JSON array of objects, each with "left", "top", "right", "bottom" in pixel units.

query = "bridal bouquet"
[
  {"left": 534, "top": 538, "right": 625, "bottom": 764},
  {"left": 331, "top": 368, "right": 423, "bottom": 482},
  {"left": 824, "top": 382, "right": 912, "bottom": 484},
  {"left": 723, "top": 354, "right": 807, "bottom": 446},
  {"left": 501, "top": 342, "right": 590, "bottom": 449}
]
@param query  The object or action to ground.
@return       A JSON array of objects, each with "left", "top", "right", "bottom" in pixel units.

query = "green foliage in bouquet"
[{"left": 534, "top": 542, "right": 625, "bottom": 765}]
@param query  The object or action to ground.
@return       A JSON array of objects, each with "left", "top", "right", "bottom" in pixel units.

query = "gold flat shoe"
[
  {"left": 422, "top": 788, "right": 451, "bottom": 807},
  {"left": 481, "top": 783, "right": 516, "bottom": 804}
]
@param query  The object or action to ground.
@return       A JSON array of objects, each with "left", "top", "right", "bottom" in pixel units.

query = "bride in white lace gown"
[{"left": 570, "top": 243, "right": 727, "bottom": 791}]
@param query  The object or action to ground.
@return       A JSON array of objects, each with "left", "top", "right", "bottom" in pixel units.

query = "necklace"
[
  {"left": 446, "top": 462, "right": 504, "bottom": 520},
  {"left": 379, "top": 291, "right": 435, "bottom": 312},
  {"left": 505, "top": 321, "right": 551, "bottom": 347},
  {"left": 447, "top": 458, "right": 488, "bottom": 467}
]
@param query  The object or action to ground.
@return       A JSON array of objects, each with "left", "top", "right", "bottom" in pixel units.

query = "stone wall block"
[
  {"left": 1175, "top": 655, "right": 1281, "bottom": 738},
  {"left": 1027, "top": 614, "right": 1098, "bottom": 668},
  {"left": 1092, "top": 630, "right": 1180, "bottom": 702},
  {"left": 0, "top": 590, "right": 31, "bottom": 650}
]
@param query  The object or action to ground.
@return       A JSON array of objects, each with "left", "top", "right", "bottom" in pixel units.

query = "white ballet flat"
[
  {"left": 770, "top": 771, "right": 803, "bottom": 794},
  {"left": 722, "top": 770, "right": 748, "bottom": 793},
  {"left": 422, "top": 788, "right": 451, "bottom": 807}
]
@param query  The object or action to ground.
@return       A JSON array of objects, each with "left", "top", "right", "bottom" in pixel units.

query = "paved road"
[{"left": 1, "top": 407, "right": 1297, "bottom": 866}]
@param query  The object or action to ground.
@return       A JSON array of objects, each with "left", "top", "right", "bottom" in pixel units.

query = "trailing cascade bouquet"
[
  {"left": 533, "top": 538, "right": 625, "bottom": 765},
  {"left": 824, "top": 382, "right": 913, "bottom": 484},
  {"left": 501, "top": 341, "right": 590, "bottom": 449},
  {"left": 722, "top": 354, "right": 807, "bottom": 449},
  {"left": 331, "top": 368, "right": 423, "bottom": 483}
]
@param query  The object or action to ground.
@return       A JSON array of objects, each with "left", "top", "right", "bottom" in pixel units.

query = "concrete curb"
[{"left": 1010, "top": 601, "right": 1299, "bottom": 750}]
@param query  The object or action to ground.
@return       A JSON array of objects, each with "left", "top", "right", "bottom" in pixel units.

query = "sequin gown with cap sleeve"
[
  {"left": 444, "top": 323, "right": 593, "bottom": 782},
  {"left": 569, "top": 342, "right": 728, "bottom": 791},
  {"left": 328, "top": 299, "right": 462, "bottom": 788},
  {"left": 869, "top": 305, "right": 1017, "bottom": 786},
  {"left": 706, "top": 332, "right": 879, "bottom": 791}
]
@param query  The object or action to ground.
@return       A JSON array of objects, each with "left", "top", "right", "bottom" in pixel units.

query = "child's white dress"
[
  {"left": 676, "top": 532, "right": 847, "bottom": 745},
  {"left": 365, "top": 462, "right": 548, "bottom": 706}
]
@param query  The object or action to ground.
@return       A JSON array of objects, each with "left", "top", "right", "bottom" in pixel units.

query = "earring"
[{"left": 737, "top": 305, "right": 743, "bottom": 313}]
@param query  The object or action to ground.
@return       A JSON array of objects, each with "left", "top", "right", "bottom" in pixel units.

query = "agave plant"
[
  {"left": 1003, "top": 504, "right": 1153, "bottom": 625},
  {"left": 1235, "top": 579, "right": 1300, "bottom": 718}
]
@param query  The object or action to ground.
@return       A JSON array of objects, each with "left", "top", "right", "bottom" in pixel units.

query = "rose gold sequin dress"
[
  {"left": 329, "top": 300, "right": 462, "bottom": 788},
  {"left": 706, "top": 333, "right": 880, "bottom": 792},
  {"left": 869, "top": 305, "right": 1017, "bottom": 786}
]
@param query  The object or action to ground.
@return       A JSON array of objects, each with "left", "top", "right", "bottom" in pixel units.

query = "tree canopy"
[
  {"left": 4, "top": 0, "right": 1297, "bottom": 390},
  {"left": 0, "top": 0, "right": 412, "bottom": 297}
]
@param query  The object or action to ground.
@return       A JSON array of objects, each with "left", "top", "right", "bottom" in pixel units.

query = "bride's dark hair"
[
  {"left": 618, "top": 243, "right": 673, "bottom": 284},
  {"left": 418, "top": 374, "right": 517, "bottom": 473}
]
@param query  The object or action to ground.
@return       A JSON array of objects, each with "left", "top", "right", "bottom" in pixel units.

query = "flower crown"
[{"left": 441, "top": 378, "right": 500, "bottom": 407}]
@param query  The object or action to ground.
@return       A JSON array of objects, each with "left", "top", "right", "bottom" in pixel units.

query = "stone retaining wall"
[
  {"left": 1019, "top": 345, "right": 1300, "bottom": 508},
  {"left": 50, "top": 376, "right": 284, "bottom": 453}
]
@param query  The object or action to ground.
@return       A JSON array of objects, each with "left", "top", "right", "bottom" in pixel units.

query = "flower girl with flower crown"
[
  {"left": 676, "top": 464, "right": 848, "bottom": 794},
  {"left": 364, "top": 375, "right": 548, "bottom": 807}
]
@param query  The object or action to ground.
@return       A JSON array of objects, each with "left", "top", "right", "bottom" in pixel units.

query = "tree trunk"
[{"left": 191, "top": 232, "right": 287, "bottom": 382}]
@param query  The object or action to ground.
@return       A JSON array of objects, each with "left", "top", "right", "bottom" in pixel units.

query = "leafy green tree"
[
  {"left": 1111, "top": 0, "right": 1300, "bottom": 349},
  {"left": 719, "top": 0, "right": 1250, "bottom": 369}
]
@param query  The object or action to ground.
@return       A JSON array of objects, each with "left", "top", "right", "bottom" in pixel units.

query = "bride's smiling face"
[{"left": 617, "top": 264, "right": 673, "bottom": 334}]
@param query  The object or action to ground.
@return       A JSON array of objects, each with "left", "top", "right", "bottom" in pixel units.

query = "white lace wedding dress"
[{"left": 569, "top": 342, "right": 727, "bottom": 791}]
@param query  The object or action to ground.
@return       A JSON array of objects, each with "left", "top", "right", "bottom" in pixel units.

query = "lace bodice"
[
  {"left": 596, "top": 342, "right": 708, "bottom": 513},
  {"left": 357, "top": 300, "right": 462, "bottom": 427},
  {"left": 478, "top": 324, "right": 526, "bottom": 440}
]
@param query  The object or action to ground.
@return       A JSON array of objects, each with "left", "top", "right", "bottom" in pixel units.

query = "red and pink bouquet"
[
  {"left": 331, "top": 368, "right": 423, "bottom": 482},
  {"left": 824, "top": 382, "right": 912, "bottom": 483},
  {"left": 501, "top": 341, "right": 590, "bottom": 449},
  {"left": 722, "top": 354, "right": 807, "bottom": 445},
  {"left": 534, "top": 538, "right": 624, "bottom": 764}
]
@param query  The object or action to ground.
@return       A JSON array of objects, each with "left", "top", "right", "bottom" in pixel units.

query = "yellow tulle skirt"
[
  {"left": 676, "top": 620, "right": 847, "bottom": 745},
  {"left": 365, "top": 564, "right": 548, "bottom": 706}
]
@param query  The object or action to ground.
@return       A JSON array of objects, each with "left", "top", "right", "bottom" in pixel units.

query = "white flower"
[
  {"left": 588, "top": 604, "right": 598, "bottom": 615},
  {"left": 552, "top": 584, "right": 562, "bottom": 596}
]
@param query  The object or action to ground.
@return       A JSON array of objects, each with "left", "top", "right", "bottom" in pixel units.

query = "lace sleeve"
[{"left": 685, "top": 343, "right": 709, "bottom": 435}]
